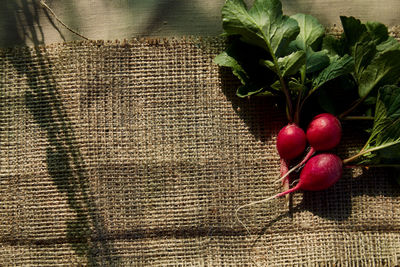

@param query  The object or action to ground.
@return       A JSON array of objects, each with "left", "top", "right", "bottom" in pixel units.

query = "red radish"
[
  {"left": 283, "top": 153, "right": 343, "bottom": 192},
  {"left": 276, "top": 124, "right": 306, "bottom": 160},
  {"left": 307, "top": 113, "right": 342, "bottom": 151},
  {"left": 235, "top": 153, "right": 343, "bottom": 232},
  {"left": 276, "top": 123, "right": 306, "bottom": 203},
  {"left": 276, "top": 113, "right": 342, "bottom": 183}
]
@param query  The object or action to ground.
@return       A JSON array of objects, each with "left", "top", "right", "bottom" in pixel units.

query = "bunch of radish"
[
  {"left": 235, "top": 113, "right": 344, "bottom": 224},
  {"left": 275, "top": 113, "right": 343, "bottom": 198},
  {"left": 218, "top": 0, "right": 400, "bottom": 236}
]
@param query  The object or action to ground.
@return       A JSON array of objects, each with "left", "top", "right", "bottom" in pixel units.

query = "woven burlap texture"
[{"left": 0, "top": 34, "right": 400, "bottom": 266}]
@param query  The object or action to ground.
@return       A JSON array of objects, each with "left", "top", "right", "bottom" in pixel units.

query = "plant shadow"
[
  {"left": 300, "top": 167, "right": 400, "bottom": 221},
  {"left": 0, "top": 0, "right": 66, "bottom": 47},
  {"left": 2, "top": 0, "right": 119, "bottom": 265},
  {"left": 218, "top": 67, "right": 286, "bottom": 143}
]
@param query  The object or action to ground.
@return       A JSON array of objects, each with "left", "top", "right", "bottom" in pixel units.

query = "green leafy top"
[
  {"left": 216, "top": 1, "right": 400, "bottom": 136},
  {"left": 343, "top": 85, "right": 400, "bottom": 166},
  {"left": 216, "top": 0, "right": 357, "bottom": 124},
  {"left": 215, "top": 0, "right": 400, "bottom": 180},
  {"left": 339, "top": 16, "right": 400, "bottom": 99}
]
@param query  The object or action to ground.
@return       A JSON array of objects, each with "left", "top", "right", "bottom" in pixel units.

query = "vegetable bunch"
[{"left": 215, "top": 0, "right": 400, "bottom": 203}]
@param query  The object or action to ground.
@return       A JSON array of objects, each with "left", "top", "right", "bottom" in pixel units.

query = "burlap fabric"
[{"left": 1, "top": 31, "right": 400, "bottom": 266}]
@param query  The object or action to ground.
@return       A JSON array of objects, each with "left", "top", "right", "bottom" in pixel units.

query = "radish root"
[
  {"left": 235, "top": 185, "right": 300, "bottom": 234},
  {"left": 235, "top": 195, "right": 277, "bottom": 235}
]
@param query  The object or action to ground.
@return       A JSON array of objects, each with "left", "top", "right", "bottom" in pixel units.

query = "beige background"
[{"left": 1, "top": 0, "right": 400, "bottom": 47}]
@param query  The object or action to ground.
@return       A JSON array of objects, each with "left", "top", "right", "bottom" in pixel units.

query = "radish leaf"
[
  {"left": 368, "top": 85, "right": 400, "bottom": 147},
  {"left": 214, "top": 50, "right": 247, "bottom": 84},
  {"left": 340, "top": 16, "right": 400, "bottom": 98},
  {"left": 289, "top": 14, "right": 329, "bottom": 74},
  {"left": 350, "top": 85, "right": 400, "bottom": 164},
  {"left": 262, "top": 50, "right": 306, "bottom": 77},
  {"left": 290, "top": 14, "right": 325, "bottom": 51},
  {"left": 322, "top": 35, "right": 346, "bottom": 58},
  {"left": 306, "top": 49, "right": 330, "bottom": 74},
  {"left": 214, "top": 39, "right": 277, "bottom": 97},
  {"left": 237, "top": 83, "right": 270, "bottom": 97},
  {"left": 340, "top": 16, "right": 367, "bottom": 49},
  {"left": 221, "top": 0, "right": 300, "bottom": 58},
  {"left": 312, "top": 54, "right": 354, "bottom": 89},
  {"left": 357, "top": 50, "right": 400, "bottom": 97}
]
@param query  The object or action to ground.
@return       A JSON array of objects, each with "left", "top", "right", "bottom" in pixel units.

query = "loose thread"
[{"left": 40, "top": 0, "right": 90, "bottom": 40}]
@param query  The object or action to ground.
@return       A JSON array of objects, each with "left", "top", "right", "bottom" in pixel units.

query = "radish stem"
[
  {"left": 341, "top": 116, "right": 374, "bottom": 121},
  {"left": 338, "top": 94, "right": 368, "bottom": 119},
  {"left": 343, "top": 142, "right": 400, "bottom": 164},
  {"left": 275, "top": 147, "right": 315, "bottom": 184}
]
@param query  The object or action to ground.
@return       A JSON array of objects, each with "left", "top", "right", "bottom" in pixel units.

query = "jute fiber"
[{"left": 0, "top": 32, "right": 400, "bottom": 266}]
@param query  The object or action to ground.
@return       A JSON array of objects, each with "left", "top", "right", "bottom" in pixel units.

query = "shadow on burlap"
[{"left": 0, "top": 34, "right": 400, "bottom": 266}]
